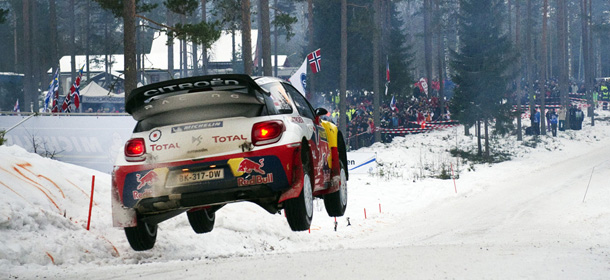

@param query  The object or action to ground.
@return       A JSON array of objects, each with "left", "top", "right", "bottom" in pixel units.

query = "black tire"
[
  {"left": 187, "top": 208, "right": 215, "bottom": 234},
  {"left": 124, "top": 220, "right": 157, "bottom": 251},
  {"left": 324, "top": 162, "right": 348, "bottom": 216},
  {"left": 284, "top": 146, "right": 313, "bottom": 231}
]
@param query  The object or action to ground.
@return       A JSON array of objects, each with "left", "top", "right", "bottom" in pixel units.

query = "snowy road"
[{"left": 38, "top": 133, "right": 610, "bottom": 279}]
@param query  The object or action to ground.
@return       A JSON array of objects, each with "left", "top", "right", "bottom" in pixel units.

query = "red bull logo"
[
  {"left": 136, "top": 170, "right": 159, "bottom": 190},
  {"left": 237, "top": 158, "right": 265, "bottom": 175}
]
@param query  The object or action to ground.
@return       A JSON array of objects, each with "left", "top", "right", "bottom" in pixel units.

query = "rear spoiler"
[{"left": 125, "top": 74, "right": 266, "bottom": 114}]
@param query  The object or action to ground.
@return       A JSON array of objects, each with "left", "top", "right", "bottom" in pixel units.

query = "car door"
[{"left": 282, "top": 83, "right": 329, "bottom": 190}]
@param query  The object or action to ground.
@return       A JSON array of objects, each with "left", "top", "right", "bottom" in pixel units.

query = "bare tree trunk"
[
  {"left": 528, "top": 0, "right": 537, "bottom": 128},
  {"left": 167, "top": 10, "right": 174, "bottom": 78},
  {"left": 581, "top": 0, "right": 594, "bottom": 125},
  {"left": 373, "top": 0, "right": 381, "bottom": 143},
  {"left": 181, "top": 15, "right": 188, "bottom": 77},
  {"left": 423, "top": 0, "right": 433, "bottom": 98},
  {"left": 49, "top": 0, "right": 58, "bottom": 75},
  {"left": 201, "top": 0, "right": 208, "bottom": 75},
  {"left": 85, "top": 0, "right": 91, "bottom": 81},
  {"left": 260, "top": 0, "right": 272, "bottom": 76},
  {"left": 434, "top": 0, "right": 445, "bottom": 118},
  {"left": 339, "top": 0, "right": 347, "bottom": 135},
  {"left": 69, "top": 0, "right": 76, "bottom": 82},
  {"left": 557, "top": 0, "right": 570, "bottom": 130},
  {"left": 538, "top": 0, "right": 548, "bottom": 135},
  {"left": 22, "top": 0, "right": 33, "bottom": 112},
  {"left": 516, "top": 0, "right": 523, "bottom": 141},
  {"left": 124, "top": 0, "right": 137, "bottom": 95},
  {"left": 273, "top": 0, "right": 278, "bottom": 77},
  {"left": 241, "top": 0, "right": 253, "bottom": 75},
  {"left": 192, "top": 12, "right": 198, "bottom": 76}
]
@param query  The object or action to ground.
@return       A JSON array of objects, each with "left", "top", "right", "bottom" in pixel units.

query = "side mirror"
[{"left": 315, "top": 108, "right": 328, "bottom": 116}]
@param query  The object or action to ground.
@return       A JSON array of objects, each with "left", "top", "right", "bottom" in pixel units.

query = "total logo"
[
  {"left": 150, "top": 143, "right": 180, "bottom": 151},
  {"left": 213, "top": 135, "right": 247, "bottom": 143}
]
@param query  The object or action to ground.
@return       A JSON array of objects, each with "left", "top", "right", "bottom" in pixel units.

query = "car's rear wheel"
[
  {"left": 284, "top": 147, "right": 313, "bottom": 231},
  {"left": 324, "top": 162, "right": 348, "bottom": 216},
  {"left": 124, "top": 219, "right": 157, "bottom": 251},
  {"left": 187, "top": 208, "right": 215, "bottom": 234}
]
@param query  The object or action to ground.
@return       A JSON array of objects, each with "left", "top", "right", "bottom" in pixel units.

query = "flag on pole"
[
  {"left": 385, "top": 57, "right": 390, "bottom": 95},
  {"left": 72, "top": 65, "right": 85, "bottom": 109},
  {"left": 44, "top": 67, "right": 60, "bottom": 112},
  {"left": 289, "top": 58, "right": 308, "bottom": 96},
  {"left": 51, "top": 88, "right": 59, "bottom": 113},
  {"left": 307, "top": 49, "right": 321, "bottom": 74},
  {"left": 386, "top": 56, "right": 390, "bottom": 83},
  {"left": 13, "top": 99, "right": 20, "bottom": 112},
  {"left": 390, "top": 95, "right": 396, "bottom": 111},
  {"left": 62, "top": 65, "right": 85, "bottom": 112}
]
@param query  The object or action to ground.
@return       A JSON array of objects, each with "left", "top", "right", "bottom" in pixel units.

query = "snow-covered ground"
[{"left": 2, "top": 113, "right": 610, "bottom": 279}]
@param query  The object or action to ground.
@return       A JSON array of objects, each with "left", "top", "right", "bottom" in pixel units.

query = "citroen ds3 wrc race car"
[{"left": 112, "top": 74, "right": 348, "bottom": 251}]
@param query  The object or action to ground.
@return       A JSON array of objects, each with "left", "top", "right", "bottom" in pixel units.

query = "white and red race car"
[{"left": 112, "top": 74, "right": 348, "bottom": 251}]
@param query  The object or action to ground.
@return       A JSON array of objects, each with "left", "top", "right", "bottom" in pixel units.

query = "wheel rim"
[
  {"left": 339, "top": 168, "right": 347, "bottom": 207},
  {"left": 303, "top": 173, "right": 313, "bottom": 217}
]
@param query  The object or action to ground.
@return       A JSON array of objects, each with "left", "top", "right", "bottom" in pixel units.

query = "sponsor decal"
[
  {"left": 291, "top": 116, "right": 304, "bottom": 123},
  {"left": 213, "top": 135, "right": 247, "bottom": 143},
  {"left": 237, "top": 173, "right": 274, "bottom": 187},
  {"left": 143, "top": 78, "right": 241, "bottom": 97},
  {"left": 136, "top": 170, "right": 159, "bottom": 190},
  {"left": 171, "top": 121, "right": 223, "bottom": 133},
  {"left": 149, "top": 129, "right": 162, "bottom": 142},
  {"left": 192, "top": 135, "right": 203, "bottom": 146},
  {"left": 237, "top": 158, "right": 265, "bottom": 175},
  {"left": 150, "top": 143, "right": 180, "bottom": 151},
  {"left": 133, "top": 189, "right": 153, "bottom": 200}
]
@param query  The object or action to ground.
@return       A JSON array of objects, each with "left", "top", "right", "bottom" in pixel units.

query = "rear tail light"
[
  {"left": 125, "top": 138, "right": 146, "bottom": 162},
  {"left": 252, "top": 120, "right": 285, "bottom": 146}
]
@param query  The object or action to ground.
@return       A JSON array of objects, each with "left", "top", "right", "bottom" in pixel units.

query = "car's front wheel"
[
  {"left": 187, "top": 208, "right": 215, "bottom": 234},
  {"left": 324, "top": 162, "right": 348, "bottom": 216},
  {"left": 284, "top": 147, "right": 313, "bottom": 231},
  {"left": 124, "top": 219, "right": 157, "bottom": 251}
]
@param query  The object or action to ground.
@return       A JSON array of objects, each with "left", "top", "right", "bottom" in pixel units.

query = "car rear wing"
[{"left": 125, "top": 74, "right": 268, "bottom": 115}]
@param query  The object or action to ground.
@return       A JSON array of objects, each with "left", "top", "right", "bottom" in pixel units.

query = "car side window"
[
  {"left": 259, "top": 82, "right": 293, "bottom": 114},
  {"left": 284, "top": 83, "right": 315, "bottom": 120}
]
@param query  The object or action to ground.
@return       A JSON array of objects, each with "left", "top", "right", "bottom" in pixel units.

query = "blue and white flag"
[
  {"left": 44, "top": 67, "right": 60, "bottom": 112},
  {"left": 289, "top": 58, "right": 308, "bottom": 96},
  {"left": 390, "top": 95, "right": 396, "bottom": 111}
]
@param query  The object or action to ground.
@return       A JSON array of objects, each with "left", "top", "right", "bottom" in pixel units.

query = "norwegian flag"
[
  {"left": 307, "top": 49, "right": 321, "bottom": 74},
  {"left": 62, "top": 65, "right": 84, "bottom": 112}
]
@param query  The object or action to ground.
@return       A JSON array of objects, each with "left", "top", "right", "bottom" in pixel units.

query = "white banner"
[
  {"left": 347, "top": 152, "right": 377, "bottom": 174},
  {"left": 289, "top": 58, "right": 308, "bottom": 96},
  {"left": 1, "top": 115, "right": 136, "bottom": 173}
]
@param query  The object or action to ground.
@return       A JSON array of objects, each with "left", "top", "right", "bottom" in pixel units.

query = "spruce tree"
[{"left": 449, "top": 0, "right": 516, "bottom": 157}]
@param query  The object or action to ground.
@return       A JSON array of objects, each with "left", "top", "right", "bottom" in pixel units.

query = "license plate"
[{"left": 167, "top": 169, "right": 224, "bottom": 187}]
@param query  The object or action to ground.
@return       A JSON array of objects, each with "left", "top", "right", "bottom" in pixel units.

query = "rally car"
[{"left": 112, "top": 74, "right": 348, "bottom": 251}]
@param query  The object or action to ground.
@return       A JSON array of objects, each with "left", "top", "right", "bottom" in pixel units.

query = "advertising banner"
[
  {"left": 1, "top": 115, "right": 136, "bottom": 173},
  {"left": 346, "top": 152, "right": 377, "bottom": 174}
]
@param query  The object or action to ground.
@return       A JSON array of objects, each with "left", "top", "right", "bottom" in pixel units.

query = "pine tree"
[{"left": 450, "top": 0, "right": 516, "bottom": 158}]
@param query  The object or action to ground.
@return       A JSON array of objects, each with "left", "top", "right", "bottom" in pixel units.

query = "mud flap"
[{"left": 278, "top": 147, "right": 303, "bottom": 203}]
